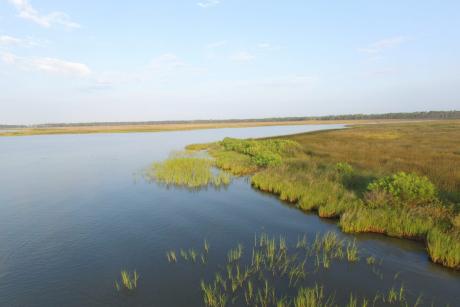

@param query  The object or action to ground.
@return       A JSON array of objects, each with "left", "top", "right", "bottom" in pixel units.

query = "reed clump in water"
[
  {"left": 166, "top": 250, "right": 177, "bottom": 263},
  {"left": 293, "top": 285, "right": 333, "bottom": 307},
  {"left": 147, "top": 152, "right": 231, "bottom": 188},
  {"left": 115, "top": 270, "right": 139, "bottom": 291},
  {"left": 166, "top": 232, "right": 434, "bottom": 306},
  {"left": 186, "top": 121, "right": 460, "bottom": 269}
]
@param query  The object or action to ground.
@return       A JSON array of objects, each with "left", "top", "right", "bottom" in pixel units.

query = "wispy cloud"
[
  {"left": 197, "top": 0, "right": 221, "bottom": 8},
  {"left": 0, "top": 35, "right": 22, "bottom": 45},
  {"left": 358, "top": 36, "right": 407, "bottom": 54},
  {"left": 82, "top": 53, "right": 205, "bottom": 91},
  {"left": 1, "top": 52, "right": 90, "bottom": 77},
  {"left": 229, "top": 51, "right": 255, "bottom": 62},
  {"left": 0, "top": 34, "right": 44, "bottom": 47},
  {"left": 8, "top": 0, "right": 80, "bottom": 29}
]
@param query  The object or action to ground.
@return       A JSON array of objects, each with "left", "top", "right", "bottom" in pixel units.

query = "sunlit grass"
[
  {"left": 228, "top": 244, "right": 243, "bottom": 263},
  {"left": 166, "top": 250, "right": 177, "bottom": 263},
  {"left": 165, "top": 232, "right": 430, "bottom": 306},
  {"left": 146, "top": 152, "right": 231, "bottom": 188},
  {"left": 185, "top": 121, "right": 460, "bottom": 269},
  {"left": 115, "top": 270, "right": 139, "bottom": 291}
]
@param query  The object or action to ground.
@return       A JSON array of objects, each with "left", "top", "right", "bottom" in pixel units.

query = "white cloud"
[
  {"left": 80, "top": 54, "right": 205, "bottom": 91},
  {"left": 0, "top": 35, "right": 22, "bottom": 45},
  {"left": 8, "top": 0, "right": 80, "bottom": 28},
  {"left": 358, "top": 36, "right": 407, "bottom": 54},
  {"left": 0, "top": 34, "right": 44, "bottom": 47},
  {"left": 229, "top": 51, "right": 255, "bottom": 62},
  {"left": 197, "top": 0, "right": 221, "bottom": 8},
  {"left": 1, "top": 52, "right": 91, "bottom": 77}
]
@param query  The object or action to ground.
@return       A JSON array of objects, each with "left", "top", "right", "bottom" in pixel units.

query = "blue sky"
[{"left": 1, "top": 0, "right": 459, "bottom": 124}]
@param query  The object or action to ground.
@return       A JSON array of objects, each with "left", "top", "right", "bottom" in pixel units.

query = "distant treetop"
[{"left": 1, "top": 110, "right": 459, "bottom": 128}]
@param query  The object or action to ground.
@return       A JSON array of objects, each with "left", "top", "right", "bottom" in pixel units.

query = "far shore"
[{"left": 0, "top": 119, "right": 441, "bottom": 137}]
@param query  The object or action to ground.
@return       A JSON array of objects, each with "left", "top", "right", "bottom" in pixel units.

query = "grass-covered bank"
[{"left": 181, "top": 121, "right": 460, "bottom": 269}]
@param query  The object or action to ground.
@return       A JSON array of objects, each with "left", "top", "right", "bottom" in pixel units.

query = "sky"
[{"left": 0, "top": 0, "right": 459, "bottom": 124}]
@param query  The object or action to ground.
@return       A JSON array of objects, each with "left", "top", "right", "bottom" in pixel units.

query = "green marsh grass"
[
  {"left": 346, "top": 239, "right": 360, "bottom": 262},
  {"left": 115, "top": 270, "right": 139, "bottom": 291},
  {"left": 166, "top": 232, "right": 445, "bottom": 306},
  {"left": 427, "top": 227, "right": 460, "bottom": 268},
  {"left": 293, "top": 285, "right": 334, "bottom": 307},
  {"left": 366, "top": 256, "right": 376, "bottom": 265},
  {"left": 185, "top": 121, "right": 460, "bottom": 269},
  {"left": 166, "top": 250, "right": 177, "bottom": 263},
  {"left": 189, "top": 249, "right": 198, "bottom": 263},
  {"left": 227, "top": 244, "right": 243, "bottom": 263},
  {"left": 147, "top": 152, "right": 231, "bottom": 188}
]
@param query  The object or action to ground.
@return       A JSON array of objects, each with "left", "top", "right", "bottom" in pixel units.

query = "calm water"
[{"left": 0, "top": 125, "right": 458, "bottom": 306}]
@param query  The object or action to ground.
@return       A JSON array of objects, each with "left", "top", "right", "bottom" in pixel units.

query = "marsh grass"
[
  {"left": 185, "top": 121, "right": 460, "bottom": 269},
  {"left": 166, "top": 250, "right": 177, "bottom": 263},
  {"left": 287, "top": 121, "right": 460, "bottom": 202},
  {"left": 228, "top": 244, "right": 243, "bottom": 263},
  {"left": 366, "top": 256, "right": 376, "bottom": 265},
  {"left": 427, "top": 228, "right": 460, "bottom": 268},
  {"left": 147, "top": 152, "right": 231, "bottom": 188},
  {"left": 346, "top": 240, "right": 359, "bottom": 262},
  {"left": 166, "top": 232, "right": 431, "bottom": 306},
  {"left": 115, "top": 270, "right": 139, "bottom": 291}
]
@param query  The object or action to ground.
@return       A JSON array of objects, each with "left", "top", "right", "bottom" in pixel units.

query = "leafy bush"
[
  {"left": 335, "top": 162, "right": 353, "bottom": 176},
  {"left": 252, "top": 151, "right": 282, "bottom": 167},
  {"left": 367, "top": 172, "right": 437, "bottom": 205},
  {"left": 219, "top": 138, "right": 297, "bottom": 167}
]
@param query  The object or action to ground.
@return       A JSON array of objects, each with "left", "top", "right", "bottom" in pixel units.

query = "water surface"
[{"left": 0, "top": 125, "right": 458, "bottom": 306}]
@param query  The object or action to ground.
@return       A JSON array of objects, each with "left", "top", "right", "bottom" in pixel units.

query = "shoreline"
[
  {"left": 161, "top": 120, "right": 460, "bottom": 270},
  {"left": 0, "top": 119, "right": 440, "bottom": 137}
]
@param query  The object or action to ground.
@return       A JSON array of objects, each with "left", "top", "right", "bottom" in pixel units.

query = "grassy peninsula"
[
  {"left": 154, "top": 120, "right": 460, "bottom": 269},
  {"left": 2, "top": 110, "right": 459, "bottom": 137}
]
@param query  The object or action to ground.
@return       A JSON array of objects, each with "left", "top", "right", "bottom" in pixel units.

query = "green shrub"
[
  {"left": 219, "top": 138, "right": 298, "bottom": 168},
  {"left": 335, "top": 162, "right": 353, "bottom": 176},
  {"left": 367, "top": 172, "right": 437, "bottom": 205},
  {"left": 212, "top": 150, "right": 258, "bottom": 175},
  {"left": 252, "top": 151, "right": 282, "bottom": 167}
]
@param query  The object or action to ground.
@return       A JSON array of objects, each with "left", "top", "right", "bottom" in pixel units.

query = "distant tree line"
[
  {"left": 0, "top": 125, "right": 27, "bottom": 128},
  {"left": 1, "top": 110, "right": 459, "bottom": 128}
]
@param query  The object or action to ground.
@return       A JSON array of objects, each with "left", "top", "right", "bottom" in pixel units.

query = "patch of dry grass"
[
  {"left": 0, "top": 119, "right": 425, "bottom": 137},
  {"left": 285, "top": 121, "right": 460, "bottom": 202}
]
